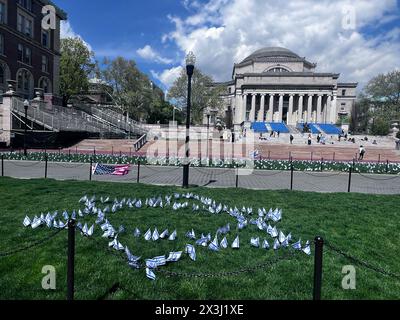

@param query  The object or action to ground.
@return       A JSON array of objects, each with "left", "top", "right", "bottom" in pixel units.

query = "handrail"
[{"left": 134, "top": 134, "right": 147, "bottom": 151}]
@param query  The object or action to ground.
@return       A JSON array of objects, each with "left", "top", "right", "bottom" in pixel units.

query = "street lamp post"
[
  {"left": 206, "top": 114, "right": 210, "bottom": 161},
  {"left": 23, "top": 100, "right": 29, "bottom": 156},
  {"left": 182, "top": 52, "right": 196, "bottom": 188}
]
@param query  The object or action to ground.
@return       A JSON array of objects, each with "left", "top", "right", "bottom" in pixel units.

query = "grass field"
[{"left": 0, "top": 177, "right": 399, "bottom": 300}]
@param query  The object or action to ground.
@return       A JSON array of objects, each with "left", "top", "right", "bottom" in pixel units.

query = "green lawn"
[{"left": 0, "top": 177, "right": 399, "bottom": 300}]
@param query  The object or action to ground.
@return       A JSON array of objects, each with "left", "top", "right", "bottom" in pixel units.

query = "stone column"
[
  {"left": 278, "top": 93, "right": 284, "bottom": 122},
  {"left": 298, "top": 94, "right": 304, "bottom": 123},
  {"left": 235, "top": 93, "right": 243, "bottom": 124},
  {"left": 331, "top": 93, "right": 337, "bottom": 124},
  {"left": 288, "top": 94, "right": 294, "bottom": 125},
  {"left": 0, "top": 81, "right": 18, "bottom": 147},
  {"left": 325, "top": 95, "right": 332, "bottom": 123},
  {"left": 268, "top": 94, "right": 274, "bottom": 122},
  {"left": 307, "top": 94, "right": 313, "bottom": 122},
  {"left": 259, "top": 94, "right": 265, "bottom": 122},
  {"left": 317, "top": 94, "right": 322, "bottom": 123},
  {"left": 249, "top": 94, "right": 256, "bottom": 122},
  {"left": 242, "top": 94, "right": 247, "bottom": 122}
]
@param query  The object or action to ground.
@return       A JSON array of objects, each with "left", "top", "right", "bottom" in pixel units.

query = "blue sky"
[{"left": 54, "top": 0, "right": 400, "bottom": 92}]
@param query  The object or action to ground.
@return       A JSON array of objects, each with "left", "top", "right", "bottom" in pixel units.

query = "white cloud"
[
  {"left": 137, "top": 45, "right": 173, "bottom": 64},
  {"left": 60, "top": 21, "right": 92, "bottom": 51},
  {"left": 151, "top": 66, "right": 183, "bottom": 89},
  {"left": 159, "top": 0, "right": 400, "bottom": 89}
]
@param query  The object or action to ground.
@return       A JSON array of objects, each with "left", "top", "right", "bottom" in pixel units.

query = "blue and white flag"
[
  {"left": 208, "top": 236, "right": 219, "bottom": 251},
  {"left": 251, "top": 237, "right": 260, "bottom": 248},
  {"left": 220, "top": 237, "right": 228, "bottom": 249},
  {"left": 135, "top": 200, "right": 142, "bottom": 208},
  {"left": 273, "top": 239, "right": 281, "bottom": 250},
  {"left": 133, "top": 228, "right": 141, "bottom": 237},
  {"left": 232, "top": 236, "right": 240, "bottom": 249},
  {"left": 168, "top": 230, "right": 177, "bottom": 241},
  {"left": 303, "top": 241, "right": 311, "bottom": 255},
  {"left": 270, "top": 226, "right": 278, "bottom": 238},
  {"left": 195, "top": 237, "right": 208, "bottom": 247},
  {"left": 146, "top": 268, "right": 156, "bottom": 280},
  {"left": 186, "top": 229, "right": 196, "bottom": 240},
  {"left": 160, "top": 229, "right": 169, "bottom": 239},
  {"left": 185, "top": 244, "right": 196, "bottom": 261},
  {"left": 152, "top": 228, "right": 160, "bottom": 241},
  {"left": 292, "top": 239, "right": 302, "bottom": 250},
  {"left": 262, "top": 239, "right": 270, "bottom": 249},
  {"left": 146, "top": 259, "right": 158, "bottom": 269},
  {"left": 166, "top": 251, "right": 183, "bottom": 262},
  {"left": 153, "top": 255, "right": 167, "bottom": 267},
  {"left": 278, "top": 231, "right": 286, "bottom": 244},
  {"left": 144, "top": 229, "right": 152, "bottom": 241}
]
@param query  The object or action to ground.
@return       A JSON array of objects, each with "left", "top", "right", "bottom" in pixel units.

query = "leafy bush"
[{"left": 371, "top": 118, "right": 390, "bottom": 136}]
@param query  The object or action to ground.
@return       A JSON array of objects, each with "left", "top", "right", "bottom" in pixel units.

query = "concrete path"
[{"left": 2, "top": 160, "right": 400, "bottom": 195}]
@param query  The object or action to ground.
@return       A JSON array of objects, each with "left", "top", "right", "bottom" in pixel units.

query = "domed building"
[{"left": 211, "top": 47, "right": 357, "bottom": 131}]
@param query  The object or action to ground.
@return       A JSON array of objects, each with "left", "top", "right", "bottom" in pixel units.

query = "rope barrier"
[
  {"left": 325, "top": 241, "right": 400, "bottom": 279},
  {"left": 356, "top": 172, "right": 400, "bottom": 181},
  {"left": 7, "top": 160, "right": 42, "bottom": 167},
  {"left": 300, "top": 171, "right": 345, "bottom": 178},
  {"left": 251, "top": 169, "right": 285, "bottom": 177},
  {"left": 193, "top": 166, "right": 234, "bottom": 176},
  {"left": 0, "top": 228, "right": 64, "bottom": 258}
]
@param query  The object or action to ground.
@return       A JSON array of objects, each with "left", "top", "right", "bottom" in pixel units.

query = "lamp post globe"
[
  {"left": 183, "top": 51, "right": 195, "bottom": 188},
  {"left": 23, "top": 100, "right": 30, "bottom": 156}
]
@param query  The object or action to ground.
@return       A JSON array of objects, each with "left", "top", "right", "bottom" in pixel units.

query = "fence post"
[
  {"left": 137, "top": 160, "right": 141, "bottom": 183},
  {"left": 378, "top": 154, "right": 381, "bottom": 163},
  {"left": 67, "top": 219, "right": 76, "bottom": 301},
  {"left": 235, "top": 168, "right": 239, "bottom": 188},
  {"left": 290, "top": 160, "right": 294, "bottom": 190},
  {"left": 68, "top": 149, "right": 71, "bottom": 161},
  {"left": 1, "top": 155, "right": 4, "bottom": 177},
  {"left": 268, "top": 150, "right": 271, "bottom": 160},
  {"left": 313, "top": 236, "right": 324, "bottom": 301},
  {"left": 89, "top": 157, "right": 93, "bottom": 181},
  {"left": 320, "top": 158, "right": 324, "bottom": 172},
  {"left": 311, "top": 152, "right": 313, "bottom": 161},
  {"left": 347, "top": 166, "right": 352, "bottom": 193},
  {"left": 333, "top": 152, "right": 335, "bottom": 162},
  {"left": 44, "top": 153, "right": 48, "bottom": 179},
  {"left": 386, "top": 160, "right": 389, "bottom": 174}
]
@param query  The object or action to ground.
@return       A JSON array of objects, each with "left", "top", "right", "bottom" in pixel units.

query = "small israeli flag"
[
  {"left": 262, "top": 239, "right": 270, "bottom": 249},
  {"left": 281, "top": 238, "right": 289, "bottom": 248},
  {"left": 232, "top": 236, "right": 240, "bottom": 249},
  {"left": 146, "top": 259, "right": 158, "bottom": 269},
  {"left": 251, "top": 237, "right": 260, "bottom": 248},
  {"left": 152, "top": 228, "right": 160, "bottom": 241},
  {"left": 208, "top": 236, "right": 219, "bottom": 251},
  {"left": 160, "top": 229, "right": 169, "bottom": 239},
  {"left": 87, "top": 225, "right": 94, "bottom": 237},
  {"left": 186, "top": 229, "right": 196, "bottom": 240},
  {"left": 144, "top": 229, "right": 152, "bottom": 241},
  {"left": 119, "top": 225, "right": 125, "bottom": 234},
  {"left": 292, "top": 239, "right": 302, "bottom": 250},
  {"left": 168, "top": 230, "right": 177, "bottom": 241},
  {"left": 220, "top": 237, "right": 228, "bottom": 249},
  {"left": 278, "top": 231, "right": 286, "bottom": 244},
  {"left": 82, "top": 223, "right": 88, "bottom": 235},
  {"left": 146, "top": 268, "right": 156, "bottom": 281},
  {"left": 303, "top": 241, "right": 311, "bottom": 255},
  {"left": 62, "top": 211, "right": 69, "bottom": 220},
  {"left": 185, "top": 244, "right": 196, "bottom": 261},
  {"left": 135, "top": 200, "right": 142, "bottom": 208},
  {"left": 166, "top": 251, "right": 183, "bottom": 262},
  {"left": 273, "top": 239, "right": 281, "bottom": 250},
  {"left": 270, "top": 226, "right": 278, "bottom": 238},
  {"left": 23, "top": 216, "right": 31, "bottom": 227},
  {"left": 133, "top": 228, "right": 141, "bottom": 237}
]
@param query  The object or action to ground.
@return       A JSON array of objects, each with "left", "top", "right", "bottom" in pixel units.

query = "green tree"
[
  {"left": 102, "top": 57, "right": 156, "bottom": 121},
  {"left": 167, "top": 67, "right": 224, "bottom": 124},
  {"left": 147, "top": 100, "right": 184, "bottom": 125},
  {"left": 370, "top": 117, "right": 390, "bottom": 136},
  {"left": 364, "top": 70, "right": 400, "bottom": 122},
  {"left": 60, "top": 37, "right": 96, "bottom": 107}
]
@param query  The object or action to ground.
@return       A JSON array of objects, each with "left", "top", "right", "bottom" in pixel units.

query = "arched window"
[
  {"left": 0, "top": 60, "right": 10, "bottom": 87},
  {"left": 16, "top": 69, "right": 34, "bottom": 99},
  {"left": 0, "top": 64, "right": 4, "bottom": 85},
  {"left": 265, "top": 66, "right": 291, "bottom": 73},
  {"left": 38, "top": 77, "right": 51, "bottom": 93}
]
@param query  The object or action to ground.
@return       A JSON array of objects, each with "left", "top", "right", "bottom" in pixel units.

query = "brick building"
[{"left": 0, "top": 0, "right": 66, "bottom": 101}]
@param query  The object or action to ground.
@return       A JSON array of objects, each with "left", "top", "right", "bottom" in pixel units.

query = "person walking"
[
  {"left": 290, "top": 134, "right": 294, "bottom": 144},
  {"left": 308, "top": 134, "right": 312, "bottom": 146},
  {"left": 358, "top": 145, "right": 366, "bottom": 161}
]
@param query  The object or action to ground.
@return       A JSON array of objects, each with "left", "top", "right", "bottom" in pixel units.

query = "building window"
[
  {"left": 17, "top": 44, "right": 31, "bottom": 65},
  {"left": 0, "top": 1, "right": 6, "bottom": 24},
  {"left": 42, "top": 30, "right": 50, "bottom": 48},
  {"left": 267, "top": 67, "right": 290, "bottom": 73},
  {"left": 342, "top": 89, "right": 346, "bottom": 96},
  {"left": 39, "top": 77, "right": 51, "bottom": 93},
  {"left": 17, "top": 12, "right": 33, "bottom": 38},
  {"left": 0, "top": 65, "right": 4, "bottom": 84},
  {"left": 17, "top": 69, "right": 33, "bottom": 97},
  {"left": 42, "top": 55, "right": 48, "bottom": 72},
  {"left": 0, "top": 34, "right": 4, "bottom": 55},
  {"left": 24, "top": 47, "right": 31, "bottom": 65},
  {"left": 17, "top": 0, "right": 32, "bottom": 11}
]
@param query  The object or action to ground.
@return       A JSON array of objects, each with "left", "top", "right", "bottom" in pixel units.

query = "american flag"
[{"left": 92, "top": 163, "right": 131, "bottom": 176}]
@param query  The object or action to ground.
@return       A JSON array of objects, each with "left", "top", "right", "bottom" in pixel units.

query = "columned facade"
[{"left": 213, "top": 47, "right": 358, "bottom": 128}]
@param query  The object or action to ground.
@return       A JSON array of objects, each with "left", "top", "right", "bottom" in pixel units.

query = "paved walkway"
[{"left": 2, "top": 160, "right": 400, "bottom": 195}]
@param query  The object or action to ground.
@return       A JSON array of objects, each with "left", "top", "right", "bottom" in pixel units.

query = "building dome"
[{"left": 241, "top": 47, "right": 301, "bottom": 63}]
